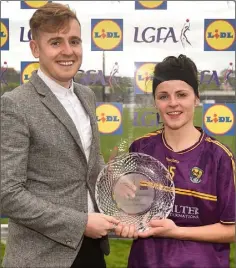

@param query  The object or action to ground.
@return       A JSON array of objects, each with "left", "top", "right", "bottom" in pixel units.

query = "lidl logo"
[
  {"left": 96, "top": 103, "right": 123, "bottom": 135},
  {"left": 91, "top": 19, "right": 123, "bottom": 51},
  {"left": 203, "top": 103, "right": 235, "bottom": 136},
  {"left": 135, "top": 1, "right": 167, "bottom": 10},
  {"left": 21, "top": 1, "right": 52, "bottom": 9},
  {"left": 21, "top": 62, "right": 40, "bottom": 84},
  {"left": 134, "top": 62, "right": 156, "bottom": 94},
  {"left": 0, "top": 19, "right": 9, "bottom": 51},
  {"left": 204, "top": 19, "right": 235, "bottom": 51}
]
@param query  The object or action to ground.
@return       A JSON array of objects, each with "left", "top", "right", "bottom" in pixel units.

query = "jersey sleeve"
[
  {"left": 217, "top": 152, "right": 235, "bottom": 224},
  {"left": 129, "top": 140, "right": 140, "bottom": 153}
]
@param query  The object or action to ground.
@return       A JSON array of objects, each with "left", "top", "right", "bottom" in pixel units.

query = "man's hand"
[
  {"left": 84, "top": 213, "right": 120, "bottom": 239},
  {"left": 114, "top": 223, "right": 139, "bottom": 239},
  {"left": 138, "top": 219, "right": 179, "bottom": 239}
]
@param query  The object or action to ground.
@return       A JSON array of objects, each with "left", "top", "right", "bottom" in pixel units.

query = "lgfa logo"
[
  {"left": 204, "top": 19, "right": 235, "bottom": 51},
  {"left": 134, "top": 62, "right": 156, "bottom": 94},
  {"left": 135, "top": 1, "right": 167, "bottom": 10},
  {"left": 203, "top": 104, "right": 235, "bottom": 136},
  {"left": 0, "top": 19, "right": 9, "bottom": 51},
  {"left": 21, "top": 1, "right": 52, "bottom": 9},
  {"left": 21, "top": 62, "right": 40, "bottom": 84},
  {"left": 91, "top": 19, "right": 123, "bottom": 51},
  {"left": 134, "top": 18, "right": 192, "bottom": 48},
  {"left": 96, "top": 103, "right": 123, "bottom": 135}
]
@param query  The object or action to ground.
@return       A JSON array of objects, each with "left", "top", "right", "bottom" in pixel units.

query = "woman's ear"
[
  {"left": 154, "top": 102, "right": 158, "bottom": 110},
  {"left": 195, "top": 97, "right": 200, "bottom": 107}
]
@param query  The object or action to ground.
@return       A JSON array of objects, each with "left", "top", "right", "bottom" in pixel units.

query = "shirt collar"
[{"left": 37, "top": 68, "right": 74, "bottom": 98}]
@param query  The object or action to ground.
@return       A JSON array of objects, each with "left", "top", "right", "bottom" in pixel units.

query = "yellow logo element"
[
  {"left": 204, "top": 104, "right": 234, "bottom": 135},
  {"left": 190, "top": 167, "right": 203, "bottom": 183},
  {"left": 140, "top": 180, "right": 174, "bottom": 192},
  {"left": 24, "top": 1, "right": 49, "bottom": 8},
  {"left": 21, "top": 62, "right": 40, "bottom": 84},
  {"left": 92, "top": 20, "right": 122, "bottom": 50},
  {"left": 0, "top": 21, "right": 8, "bottom": 49},
  {"left": 135, "top": 63, "right": 155, "bottom": 93},
  {"left": 205, "top": 20, "right": 235, "bottom": 50},
  {"left": 96, "top": 104, "right": 122, "bottom": 134},
  {"left": 138, "top": 1, "right": 165, "bottom": 8}
]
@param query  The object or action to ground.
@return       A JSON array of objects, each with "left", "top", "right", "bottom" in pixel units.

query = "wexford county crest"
[{"left": 190, "top": 167, "right": 203, "bottom": 183}]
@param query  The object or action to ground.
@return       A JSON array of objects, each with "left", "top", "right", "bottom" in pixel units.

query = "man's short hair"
[{"left": 29, "top": 2, "right": 80, "bottom": 40}]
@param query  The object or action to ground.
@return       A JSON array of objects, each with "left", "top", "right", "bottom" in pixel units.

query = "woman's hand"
[{"left": 138, "top": 219, "right": 180, "bottom": 238}]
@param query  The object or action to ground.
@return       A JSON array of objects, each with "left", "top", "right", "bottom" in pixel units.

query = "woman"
[{"left": 126, "top": 55, "right": 235, "bottom": 268}]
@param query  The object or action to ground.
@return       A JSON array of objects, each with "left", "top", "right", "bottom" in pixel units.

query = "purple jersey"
[{"left": 128, "top": 128, "right": 235, "bottom": 268}]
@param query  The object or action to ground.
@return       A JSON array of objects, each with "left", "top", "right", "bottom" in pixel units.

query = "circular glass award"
[{"left": 95, "top": 152, "right": 175, "bottom": 231}]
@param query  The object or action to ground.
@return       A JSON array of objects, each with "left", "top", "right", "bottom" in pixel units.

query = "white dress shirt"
[{"left": 37, "top": 68, "right": 95, "bottom": 212}]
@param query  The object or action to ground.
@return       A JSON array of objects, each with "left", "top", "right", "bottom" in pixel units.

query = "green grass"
[
  {"left": 0, "top": 243, "right": 5, "bottom": 268},
  {"left": 106, "top": 240, "right": 235, "bottom": 268},
  {"left": 1, "top": 107, "right": 235, "bottom": 267},
  {"left": 230, "top": 243, "right": 235, "bottom": 268},
  {"left": 0, "top": 219, "right": 8, "bottom": 224},
  {"left": 105, "top": 239, "right": 132, "bottom": 268}
]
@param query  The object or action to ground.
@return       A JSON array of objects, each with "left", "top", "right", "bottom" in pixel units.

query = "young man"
[
  {"left": 121, "top": 55, "right": 235, "bottom": 268},
  {"left": 1, "top": 3, "right": 120, "bottom": 268}
]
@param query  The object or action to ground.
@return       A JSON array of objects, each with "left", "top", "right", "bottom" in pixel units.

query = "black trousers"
[{"left": 70, "top": 236, "right": 106, "bottom": 268}]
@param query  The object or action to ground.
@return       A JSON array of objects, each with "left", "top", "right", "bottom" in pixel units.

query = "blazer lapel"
[
  {"left": 29, "top": 71, "right": 86, "bottom": 161},
  {"left": 74, "top": 84, "right": 97, "bottom": 173}
]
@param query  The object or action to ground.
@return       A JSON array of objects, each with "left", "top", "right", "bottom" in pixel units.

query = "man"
[{"left": 1, "top": 3, "right": 123, "bottom": 268}]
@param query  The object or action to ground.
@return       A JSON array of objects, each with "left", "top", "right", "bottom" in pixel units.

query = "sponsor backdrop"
[{"left": 1, "top": 0, "right": 235, "bottom": 138}]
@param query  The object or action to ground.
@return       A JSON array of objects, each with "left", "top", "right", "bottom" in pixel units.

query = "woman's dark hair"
[{"left": 152, "top": 54, "right": 199, "bottom": 98}]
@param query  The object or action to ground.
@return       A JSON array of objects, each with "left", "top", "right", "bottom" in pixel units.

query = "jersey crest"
[{"left": 190, "top": 167, "right": 204, "bottom": 183}]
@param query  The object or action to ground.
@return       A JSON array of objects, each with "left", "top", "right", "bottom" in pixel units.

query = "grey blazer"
[{"left": 1, "top": 71, "right": 108, "bottom": 268}]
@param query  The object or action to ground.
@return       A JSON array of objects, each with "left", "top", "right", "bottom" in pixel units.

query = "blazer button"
[{"left": 66, "top": 239, "right": 72, "bottom": 245}]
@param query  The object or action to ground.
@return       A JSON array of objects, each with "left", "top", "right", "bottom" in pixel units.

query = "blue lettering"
[
  {"left": 133, "top": 112, "right": 139, "bottom": 126},
  {"left": 220, "top": 32, "right": 233, "bottom": 38},
  {"left": 94, "top": 32, "right": 120, "bottom": 38},
  {"left": 77, "top": 69, "right": 107, "bottom": 86},
  {"left": 141, "top": 112, "right": 156, "bottom": 127},
  {"left": 218, "top": 117, "right": 225, "bottom": 122},
  {"left": 206, "top": 117, "right": 232, "bottom": 123},
  {"left": 226, "top": 117, "right": 232, "bottom": 122},
  {"left": 113, "top": 116, "right": 120, "bottom": 122},
  {"left": 207, "top": 32, "right": 233, "bottom": 39},
  {"left": 134, "top": 27, "right": 178, "bottom": 43},
  {"left": 162, "top": 27, "right": 178, "bottom": 43},
  {"left": 20, "top": 27, "right": 32, "bottom": 42},
  {"left": 206, "top": 116, "right": 213, "bottom": 123},
  {"left": 107, "top": 32, "right": 120, "bottom": 38},
  {"left": 138, "top": 75, "right": 144, "bottom": 81},
  {"left": 200, "top": 70, "right": 221, "bottom": 86},
  {"left": 207, "top": 32, "right": 214, "bottom": 38},
  {"left": 106, "top": 116, "right": 113, "bottom": 122},
  {"left": 207, "top": 71, "right": 220, "bottom": 86},
  {"left": 0, "top": 31, "right": 6, "bottom": 37},
  {"left": 200, "top": 70, "right": 210, "bottom": 84},
  {"left": 94, "top": 32, "right": 100, "bottom": 38}
]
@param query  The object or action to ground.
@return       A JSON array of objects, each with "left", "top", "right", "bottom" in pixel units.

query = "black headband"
[{"left": 152, "top": 69, "right": 199, "bottom": 98}]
